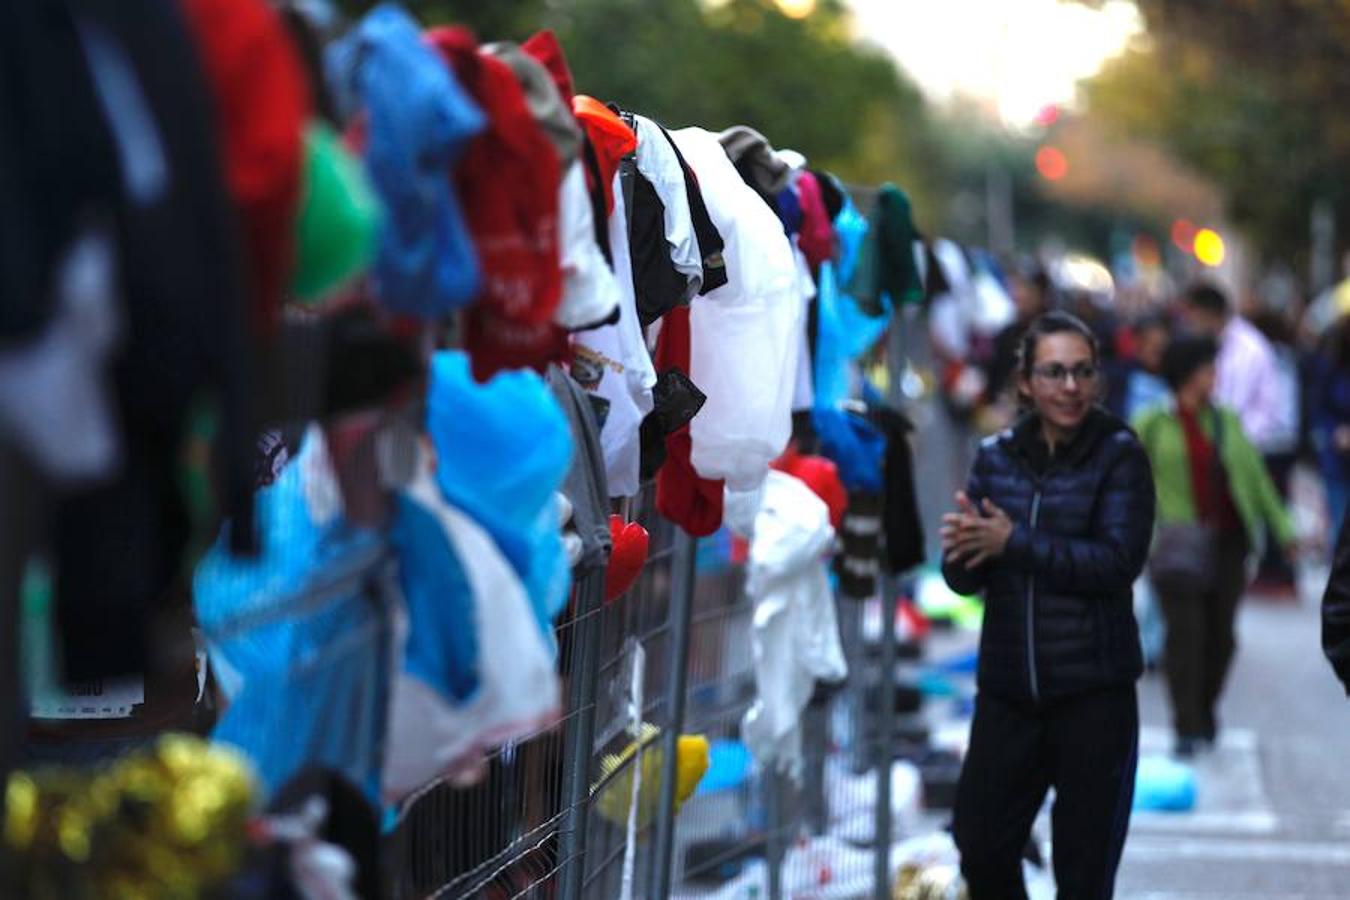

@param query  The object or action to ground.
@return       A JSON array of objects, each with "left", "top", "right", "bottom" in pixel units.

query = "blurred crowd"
[{"left": 932, "top": 255, "right": 1350, "bottom": 570}]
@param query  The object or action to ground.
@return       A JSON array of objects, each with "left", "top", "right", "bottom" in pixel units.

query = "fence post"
[
  {"left": 647, "top": 527, "right": 699, "bottom": 900},
  {"left": 802, "top": 694, "right": 829, "bottom": 835},
  {"left": 873, "top": 579, "right": 898, "bottom": 900},
  {"left": 559, "top": 569, "right": 607, "bottom": 900},
  {"left": 837, "top": 598, "right": 868, "bottom": 776},
  {"left": 765, "top": 767, "right": 784, "bottom": 900}
]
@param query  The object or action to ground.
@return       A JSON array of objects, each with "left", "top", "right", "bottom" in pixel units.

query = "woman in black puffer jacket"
[{"left": 941, "top": 312, "right": 1155, "bottom": 900}]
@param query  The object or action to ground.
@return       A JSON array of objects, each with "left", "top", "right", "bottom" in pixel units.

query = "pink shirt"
[{"left": 1215, "top": 316, "right": 1285, "bottom": 454}]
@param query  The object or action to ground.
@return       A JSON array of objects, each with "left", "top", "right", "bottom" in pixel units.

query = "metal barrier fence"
[{"left": 388, "top": 483, "right": 903, "bottom": 900}]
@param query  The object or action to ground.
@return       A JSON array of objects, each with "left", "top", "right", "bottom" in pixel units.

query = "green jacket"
[{"left": 1133, "top": 401, "right": 1295, "bottom": 551}]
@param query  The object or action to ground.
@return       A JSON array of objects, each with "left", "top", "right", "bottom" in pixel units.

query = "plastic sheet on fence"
[
  {"left": 194, "top": 427, "right": 391, "bottom": 801},
  {"left": 382, "top": 457, "right": 561, "bottom": 801}
]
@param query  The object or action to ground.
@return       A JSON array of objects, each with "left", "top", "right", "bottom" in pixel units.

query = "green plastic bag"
[{"left": 289, "top": 121, "right": 382, "bottom": 303}]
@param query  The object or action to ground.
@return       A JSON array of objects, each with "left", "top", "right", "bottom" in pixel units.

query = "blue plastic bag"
[
  {"left": 814, "top": 198, "right": 890, "bottom": 410},
  {"left": 389, "top": 494, "right": 481, "bottom": 702},
  {"left": 194, "top": 429, "right": 390, "bottom": 801},
  {"left": 427, "top": 351, "right": 574, "bottom": 634},
  {"left": 811, "top": 407, "right": 886, "bottom": 493},
  {"left": 327, "top": 3, "right": 484, "bottom": 315},
  {"left": 1133, "top": 755, "right": 1197, "bottom": 812}
]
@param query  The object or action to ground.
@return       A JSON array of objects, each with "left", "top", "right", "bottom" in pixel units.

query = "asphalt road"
[{"left": 1115, "top": 575, "right": 1350, "bottom": 900}]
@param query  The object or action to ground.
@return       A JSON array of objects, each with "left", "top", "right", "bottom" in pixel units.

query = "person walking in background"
[
  {"left": 1180, "top": 282, "right": 1285, "bottom": 455},
  {"left": 1123, "top": 314, "right": 1171, "bottom": 422},
  {"left": 1120, "top": 313, "right": 1172, "bottom": 669},
  {"left": 983, "top": 265, "right": 1055, "bottom": 409},
  {"left": 942, "top": 312, "right": 1154, "bottom": 899},
  {"left": 1247, "top": 307, "right": 1304, "bottom": 595},
  {"left": 1134, "top": 336, "right": 1295, "bottom": 758},
  {"left": 1309, "top": 314, "right": 1350, "bottom": 534}
]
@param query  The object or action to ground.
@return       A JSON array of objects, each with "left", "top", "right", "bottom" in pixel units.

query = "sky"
[{"left": 846, "top": 0, "right": 1144, "bottom": 126}]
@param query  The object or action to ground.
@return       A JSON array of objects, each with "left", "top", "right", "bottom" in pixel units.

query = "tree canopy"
[
  {"left": 1079, "top": 0, "right": 1350, "bottom": 274},
  {"left": 334, "top": 0, "right": 945, "bottom": 218}
]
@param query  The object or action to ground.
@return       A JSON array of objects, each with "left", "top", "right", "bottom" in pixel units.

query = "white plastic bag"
[
  {"left": 382, "top": 460, "right": 560, "bottom": 801},
  {"left": 737, "top": 471, "right": 847, "bottom": 780},
  {"left": 672, "top": 127, "right": 802, "bottom": 491}
]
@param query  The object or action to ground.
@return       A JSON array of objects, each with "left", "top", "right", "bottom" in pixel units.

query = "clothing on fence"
[{"left": 0, "top": 7, "right": 958, "bottom": 893}]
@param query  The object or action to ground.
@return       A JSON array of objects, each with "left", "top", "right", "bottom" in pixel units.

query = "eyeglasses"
[{"left": 1031, "top": 362, "right": 1099, "bottom": 385}]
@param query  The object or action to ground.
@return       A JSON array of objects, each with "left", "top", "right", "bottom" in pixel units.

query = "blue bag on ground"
[{"left": 1133, "top": 755, "right": 1197, "bottom": 812}]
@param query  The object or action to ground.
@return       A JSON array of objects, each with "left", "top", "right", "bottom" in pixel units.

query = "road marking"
[
  {"left": 1131, "top": 726, "right": 1277, "bottom": 836},
  {"left": 1126, "top": 894, "right": 1331, "bottom": 900},
  {"left": 1124, "top": 835, "right": 1350, "bottom": 866},
  {"left": 1129, "top": 810, "right": 1279, "bottom": 836}
]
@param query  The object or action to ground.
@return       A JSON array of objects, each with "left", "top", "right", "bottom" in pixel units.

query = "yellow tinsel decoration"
[{"left": 3, "top": 735, "right": 255, "bottom": 900}]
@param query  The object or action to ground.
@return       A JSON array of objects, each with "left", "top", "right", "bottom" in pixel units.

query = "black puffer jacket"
[
  {"left": 1322, "top": 518, "right": 1350, "bottom": 693},
  {"left": 943, "top": 409, "right": 1155, "bottom": 703}
]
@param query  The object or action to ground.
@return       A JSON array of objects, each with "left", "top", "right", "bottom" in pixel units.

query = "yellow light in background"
[
  {"left": 775, "top": 0, "right": 816, "bottom": 18},
  {"left": 1193, "top": 228, "right": 1226, "bottom": 267}
]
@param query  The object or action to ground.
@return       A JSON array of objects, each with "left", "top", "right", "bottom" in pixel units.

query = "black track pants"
[{"left": 953, "top": 685, "right": 1139, "bottom": 900}]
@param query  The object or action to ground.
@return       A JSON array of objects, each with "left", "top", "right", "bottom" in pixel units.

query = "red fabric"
[
  {"left": 572, "top": 95, "right": 636, "bottom": 217},
  {"left": 462, "top": 311, "right": 570, "bottom": 381},
  {"left": 658, "top": 428, "right": 725, "bottom": 537},
  {"left": 521, "top": 30, "right": 575, "bottom": 105},
  {"left": 182, "top": 0, "right": 309, "bottom": 335},
  {"left": 898, "top": 599, "right": 931, "bottom": 641},
  {"left": 427, "top": 28, "right": 564, "bottom": 378},
  {"left": 730, "top": 535, "right": 749, "bottom": 565},
  {"left": 772, "top": 449, "right": 846, "bottom": 530},
  {"left": 604, "top": 516, "right": 649, "bottom": 603},
  {"left": 1179, "top": 407, "right": 1242, "bottom": 532},
  {"left": 654, "top": 306, "right": 725, "bottom": 536},
  {"left": 795, "top": 170, "right": 835, "bottom": 271}
]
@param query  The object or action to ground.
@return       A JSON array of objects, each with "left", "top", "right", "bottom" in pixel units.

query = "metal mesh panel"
[
  {"left": 387, "top": 556, "right": 605, "bottom": 900},
  {"left": 668, "top": 560, "right": 761, "bottom": 894},
  {"left": 670, "top": 563, "right": 903, "bottom": 899},
  {"left": 388, "top": 479, "right": 904, "bottom": 900},
  {"left": 580, "top": 487, "right": 676, "bottom": 898},
  {"left": 389, "top": 484, "right": 681, "bottom": 900}
]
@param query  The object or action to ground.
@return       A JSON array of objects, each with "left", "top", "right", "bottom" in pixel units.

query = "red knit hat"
[
  {"left": 521, "top": 30, "right": 575, "bottom": 105},
  {"left": 427, "top": 27, "right": 565, "bottom": 378}
]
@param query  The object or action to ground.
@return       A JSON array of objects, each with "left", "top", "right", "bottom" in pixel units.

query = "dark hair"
[
  {"left": 1184, "top": 282, "right": 1230, "bottom": 317},
  {"left": 1249, "top": 308, "right": 1294, "bottom": 346},
  {"left": 1013, "top": 263, "right": 1053, "bottom": 298},
  {"left": 1161, "top": 334, "right": 1219, "bottom": 391},
  {"left": 1329, "top": 315, "right": 1350, "bottom": 369},
  {"left": 1016, "top": 311, "right": 1100, "bottom": 380},
  {"left": 1014, "top": 312, "right": 1101, "bottom": 409},
  {"left": 1133, "top": 312, "right": 1169, "bottom": 336}
]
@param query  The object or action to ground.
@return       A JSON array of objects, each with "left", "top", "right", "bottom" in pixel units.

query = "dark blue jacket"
[{"left": 943, "top": 409, "right": 1155, "bottom": 703}]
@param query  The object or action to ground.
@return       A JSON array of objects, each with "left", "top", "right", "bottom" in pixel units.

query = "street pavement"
[{"left": 1115, "top": 572, "right": 1350, "bottom": 899}]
